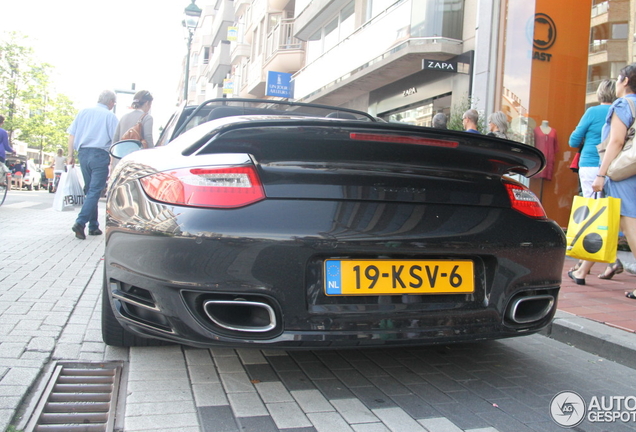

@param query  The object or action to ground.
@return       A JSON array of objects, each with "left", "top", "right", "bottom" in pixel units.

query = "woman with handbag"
[
  {"left": 567, "top": 79, "right": 623, "bottom": 282},
  {"left": 113, "top": 90, "right": 154, "bottom": 148},
  {"left": 592, "top": 64, "right": 636, "bottom": 299}
]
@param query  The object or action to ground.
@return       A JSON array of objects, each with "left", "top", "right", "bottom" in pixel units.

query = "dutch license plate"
[{"left": 324, "top": 259, "right": 474, "bottom": 296}]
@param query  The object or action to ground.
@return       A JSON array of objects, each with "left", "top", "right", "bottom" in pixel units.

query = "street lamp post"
[{"left": 183, "top": 0, "right": 202, "bottom": 102}]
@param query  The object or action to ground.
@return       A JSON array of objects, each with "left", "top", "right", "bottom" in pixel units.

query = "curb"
[{"left": 541, "top": 310, "right": 636, "bottom": 370}]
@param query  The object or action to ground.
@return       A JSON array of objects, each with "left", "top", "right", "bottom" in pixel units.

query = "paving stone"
[
  {"left": 188, "top": 364, "right": 220, "bottom": 384},
  {"left": 236, "top": 348, "right": 268, "bottom": 365},
  {"left": 256, "top": 381, "right": 294, "bottom": 403},
  {"left": 236, "top": 415, "right": 279, "bottom": 432},
  {"left": 227, "top": 391, "right": 268, "bottom": 417},
  {"left": 367, "top": 375, "right": 411, "bottom": 396},
  {"left": 198, "top": 406, "right": 239, "bottom": 432},
  {"left": 267, "top": 401, "right": 313, "bottom": 429},
  {"left": 244, "top": 363, "right": 280, "bottom": 383},
  {"left": 278, "top": 370, "right": 317, "bottom": 391},
  {"left": 127, "top": 378, "right": 191, "bottom": 392},
  {"left": 125, "top": 411, "right": 200, "bottom": 431},
  {"left": 268, "top": 354, "right": 302, "bottom": 372},
  {"left": 307, "top": 411, "right": 355, "bottom": 432},
  {"left": 387, "top": 394, "right": 441, "bottom": 420},
  {"left": 331, "top": 398, "right": 378, "bottom": 424},
  {"left": 349, "top": 386, "right": 397, "bottom": 410},
  {"left": 215, "top": 353, "right": 245, "bottom": 373},
  {"left": 351, "top": 423, "right": 391, "bottom": 432},
  {"left": 126, "top": 400, "right": 196, "bottom": 417},
  {"left": 220, "top": 371, "right": 255, "bottom": 393},
  {"left": 371, "top": 407, "right": 426, "bottom": 432},
  {"left": 0, "top": 342, "right": 27, "bottom": 358},
  {"left": 291, "top": 389, "right": 335, "bottom": 413},
  {"left": 313, "top": 378, "right": 355, "bottom": 400},
  {"left": 129, "top": 367, "right": 189, "bottom": 382},
  {"left": 0, "top": 366, "right": 40, "bottom": 385},
  {"left": 333, "top": 368, "right": 373, "bottom": 388},
  {"left": 313, "top": 352, "right": 354, "bottom": 370},
  {"left": 299, "top": 361, "right": 336, "bottom": 380},
  {"left": 192, "top": 382, "right": 229, "bottom": 407},
  {"left": 126, "top": 389, "right": 194, "bottom": 404},
  {"left": 417, "top": 417, "right": 463, "bottom": 432},
  {"left": 184, "top": 348, "right": 214, "bottom": 365}
]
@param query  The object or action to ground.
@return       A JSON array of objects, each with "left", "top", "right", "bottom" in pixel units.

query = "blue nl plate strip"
[{"left": 325, "top": 260, "right": 342, "bottom": 295}]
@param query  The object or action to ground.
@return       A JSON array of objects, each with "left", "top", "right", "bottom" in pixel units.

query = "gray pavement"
[{"left": 1, "top": 194, "right": 636, "bottom": 432}]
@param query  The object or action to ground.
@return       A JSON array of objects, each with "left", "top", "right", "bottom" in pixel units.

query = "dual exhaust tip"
[
  {"left": 203, "top": 299, "right": 276, "bottom": 333},
  {"left": 506, "top": 294, "right": 555, "bottom": 324},
  {"left": 203, "top": 293, "right": 554, "bottom": 334}
]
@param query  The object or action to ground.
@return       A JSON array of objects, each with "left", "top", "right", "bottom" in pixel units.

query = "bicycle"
[{"left": 0, "top": 169, "right": 8, "bottom": 206}]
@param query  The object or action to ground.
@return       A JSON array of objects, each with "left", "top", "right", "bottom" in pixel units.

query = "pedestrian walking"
[
  {"left": 567, "top": 79, "right": 622, "bottom": 283},
  {"left": 432, "top": 112, "right": 447, "bottom": 129},
  {"left": 486, "top": 111, "right": 509, "bottom": 139},
  {"left": 462, "top": 109, "right": 481, "bottom": 134},
  {"left": 114, "top": 90, "right": 154, "bottom": 148},
  {"left": 590, "top": 64, "right": 636, "bottom": 299},
  {"left": 66, "top": 90, "right": 118, "bottom": 240},
  {"left": 11, "top": 160, "right": 24, "bottom": 190},
  {"left": 0, "top": 115, "right": 14, "bottom": 164},
  {"left": 53, "top": 148, "right": 66, "bottom": 192}
]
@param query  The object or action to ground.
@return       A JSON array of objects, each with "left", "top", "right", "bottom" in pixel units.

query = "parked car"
[
  {"left": 102, "top": 98, "right": 565, "bottom": 348},
  {"left": 5, "top": 156, "right": 43, "bottom": 190}
]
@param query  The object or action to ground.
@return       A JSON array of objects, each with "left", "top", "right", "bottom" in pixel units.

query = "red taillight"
[
  {"left": 349, "top": 132, "right": 458, "bottom": 148},
  {"left": 140, "top": 166, "right": 265, "bottom": 208},
  {"left": 504, "top": 181, "right": 547, "bottom": 219}
]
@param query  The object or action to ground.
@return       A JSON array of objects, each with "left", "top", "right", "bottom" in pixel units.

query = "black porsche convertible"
[{"left": 102, "top": 98, "right": 565, "bottom": 348}]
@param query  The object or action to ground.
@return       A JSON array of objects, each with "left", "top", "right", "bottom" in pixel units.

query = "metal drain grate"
[{"left": 25, "top": 362, "right": 123, "bottom": 432}]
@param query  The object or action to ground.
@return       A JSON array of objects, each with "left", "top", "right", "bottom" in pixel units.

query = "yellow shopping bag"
[{"left": 565, "top": 195, "right": 621, "bottom": 263}]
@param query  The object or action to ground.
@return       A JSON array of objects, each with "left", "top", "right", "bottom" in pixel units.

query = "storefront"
[
  {"left": 368, "top": 52, "right": 473, "bottom": 125},
  {"left": 499, "top": 0, "right": 592, "bottom": 226}
]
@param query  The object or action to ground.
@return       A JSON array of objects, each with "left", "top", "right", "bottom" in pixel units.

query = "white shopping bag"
[{"left": 52, "top": 166, "right": 85, "bottom": 211}]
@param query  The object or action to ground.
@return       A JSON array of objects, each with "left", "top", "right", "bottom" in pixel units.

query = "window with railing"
[
  {"left": 265, "top": 19, "right": 303, "bottom": 60},
  {"left": 591, "top": 1, "right": 609, "bottom": 18},
  {"left": 590, "top": 39, "right": 609, "bottom": 53}
]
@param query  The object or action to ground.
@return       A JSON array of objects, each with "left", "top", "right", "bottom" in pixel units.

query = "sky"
[{"left": 3, "top": 0, "right": 192, "bottom": 134}]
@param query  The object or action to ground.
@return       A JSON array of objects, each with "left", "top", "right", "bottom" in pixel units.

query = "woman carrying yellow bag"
[{"left": 592, "top": 64, "right": 636, "bottom": 299}]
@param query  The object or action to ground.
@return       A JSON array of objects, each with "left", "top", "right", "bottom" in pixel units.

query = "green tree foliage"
[{"left": 0, "top": 31, "right": 77, "bottom": 156}]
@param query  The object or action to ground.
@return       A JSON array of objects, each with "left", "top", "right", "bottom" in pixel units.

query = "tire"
[{"left": 101, "top": 269, "right": 171, "bottom": 347}]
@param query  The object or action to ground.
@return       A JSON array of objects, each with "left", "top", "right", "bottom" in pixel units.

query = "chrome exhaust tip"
[
  {"left": 506, "top": 294, "right": 555, "bottom": 324},
  {"left": 203, "top": 299, "right": 276, "bottom": 333}
]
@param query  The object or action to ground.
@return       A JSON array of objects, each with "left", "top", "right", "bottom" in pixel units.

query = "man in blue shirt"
[
  {"left": 463, "top": 109, "right": 481, "bottom": 134},
  {"left": 66, "top": 90, "right": 118, "bottom": 239},
  {"left": 0, "top": 115, "right": 15, "bottom": 164}
]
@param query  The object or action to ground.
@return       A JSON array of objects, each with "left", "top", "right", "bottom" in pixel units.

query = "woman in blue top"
[
  {"left": 592, "top": 64, "right": 636, "bottom": 299},
  {"left": 568, "top": 80, "right": 622, "bottom": 282},
  {"left": 569, "top": 79, "right": 615, "bottom": 196}
]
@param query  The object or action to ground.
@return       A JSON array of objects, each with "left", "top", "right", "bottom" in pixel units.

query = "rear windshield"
[{"left": 175, "top": 99, "right": 376, "bottom": 139}]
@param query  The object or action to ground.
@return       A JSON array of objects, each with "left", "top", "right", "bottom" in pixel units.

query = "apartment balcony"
[
  {"left": 231, "top": 41, "right": 251, "bottom": 64},
  {"left": 588, "top": 39, "right": 628, "bottom": 65},
  {"left": 234, "top": 0, "right": 250, "bottom": 16},
  {"left": 590, "top": 0, "right": 629, "bottom": 27},
  {"left": 206, "top": 40, "right": 232, "bottom": 85},
  {"left": 292, "top": 0, "right": 463, "bottom": 105},
  {"left": 243, "top": 19, "right": 305, "bottom": 97},
  {"left": 264, "top": 20, "right": 305, "bottom": 73}
]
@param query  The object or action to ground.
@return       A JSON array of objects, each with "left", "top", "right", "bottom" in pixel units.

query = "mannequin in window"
[{"left": 534, "top": 120, "right": 558, "bottom": 180}]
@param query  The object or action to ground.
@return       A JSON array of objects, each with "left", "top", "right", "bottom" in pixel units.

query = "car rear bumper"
[{"left": 104, "top": 198, "right": 565, "bottom": 348}]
